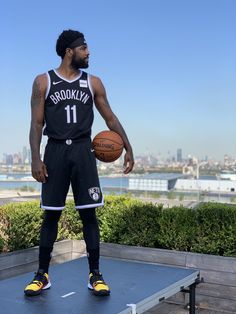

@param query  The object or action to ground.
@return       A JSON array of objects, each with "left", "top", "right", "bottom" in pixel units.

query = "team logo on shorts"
[{"left": 88, "top": 187, "right": 100, "bottom": 201}]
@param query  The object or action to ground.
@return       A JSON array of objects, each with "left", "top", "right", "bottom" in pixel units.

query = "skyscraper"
[
  {"left": 177, "top": 148, "right": 182, "bottom": 162},
  {"left": 22, "top": 146, "right": 28, "bottom": 164}
]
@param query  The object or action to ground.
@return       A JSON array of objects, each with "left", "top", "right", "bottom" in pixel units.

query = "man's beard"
[{"left": 71, "top": 56, "right": 89, "bottom": 70}]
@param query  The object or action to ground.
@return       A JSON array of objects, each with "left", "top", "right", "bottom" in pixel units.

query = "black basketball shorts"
[{"left": 41, "top": 138, "right": 104, "bottom": 210}]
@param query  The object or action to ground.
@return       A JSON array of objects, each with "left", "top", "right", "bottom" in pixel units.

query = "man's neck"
[{"left": 56, "top": 63, "right": 81, "bottom": 80}]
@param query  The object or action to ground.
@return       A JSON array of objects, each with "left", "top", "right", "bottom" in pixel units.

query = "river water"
[{"left": 0, "top": 173, "right": 129, "bottom": 192}]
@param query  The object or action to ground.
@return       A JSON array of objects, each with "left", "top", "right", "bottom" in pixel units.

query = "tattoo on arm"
[
  {"left": 31, "top": 78, "right": 44, "bottom": 107},
  {"left": 30, "top": 77, "right": 45, "bottom": 160}
]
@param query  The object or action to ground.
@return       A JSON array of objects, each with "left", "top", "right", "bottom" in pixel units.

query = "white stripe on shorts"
[
  {"left": 41, "top": 204, "right": 65, "bottom": 210},
  {"left": 75, "top": 198, "right": 104, "bottom": 210}
]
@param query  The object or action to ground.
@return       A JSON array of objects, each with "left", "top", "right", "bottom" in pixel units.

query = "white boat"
[{"left": 217, "top": 170, "right": 236, "bottom": 181}]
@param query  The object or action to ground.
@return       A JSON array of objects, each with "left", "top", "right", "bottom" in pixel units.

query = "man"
[{"left": 24, "top": 29, "right": 134, "bottom": 297}]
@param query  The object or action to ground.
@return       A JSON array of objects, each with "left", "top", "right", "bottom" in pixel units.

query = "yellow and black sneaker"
[
  {"left": 88, "top": 270, "right": 110, "bottom": 296},
  {"left": 24, "top": 270, "right": 51, "bottom": 296}
]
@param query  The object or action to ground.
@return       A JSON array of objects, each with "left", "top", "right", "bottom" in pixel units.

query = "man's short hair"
[{"left": 56, "top": 29, "right": 85, "bottom": 58}]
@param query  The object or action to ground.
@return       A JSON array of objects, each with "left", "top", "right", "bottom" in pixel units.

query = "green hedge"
[
  {"left": 155, "top": 206, "right": 197, "bottom": 251},
  {"left": 97, "top": 195, "right": 163, "bottom": 247},
  {"left": 191, "top": 203, "right": 236, "bottom": 256},
  {"left": 0, "top": 201, "right": 84, "bottom": 252},
  {"left": 1, "top": 196, "right": 236, "bottom": 257},
  {"left": 0, "top": 201, "right": 42, "bottom": 251}
]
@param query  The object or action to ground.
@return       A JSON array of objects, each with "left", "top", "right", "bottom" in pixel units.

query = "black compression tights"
[
  {"left": 78, "top": 208, "right": 100, "bottom": 272},
  {"left": 39, "top": 208, "right": 100, "bottom": 273},
  {"left": 39, "top": 210, "right": 61, "bottom": 273}
]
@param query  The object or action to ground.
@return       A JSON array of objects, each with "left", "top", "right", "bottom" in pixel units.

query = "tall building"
[
  {"left": 2, "top": 153, "right": 7, "bottom": 164},
  {"left": 6, "top": 154, "right": 13, "bottom": 166},
  {"left": 177, "top": 148, "right": 182, "bottom": 162},
  {"left": 22, "top": 146, "right": 28, "bottom": 164},
  {"left": 13, "top": 153, "right": 22, "bottom": 164},
  {"left": 27, "top": 148, "right": 31, "bottom": 164}
]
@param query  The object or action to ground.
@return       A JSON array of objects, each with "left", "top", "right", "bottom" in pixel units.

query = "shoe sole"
[
  {"left": 87, "top": 283, "right": 110, "bottom": 296},
  {"left": 93, "top": 289, "right": 110, "bottom": 296}
]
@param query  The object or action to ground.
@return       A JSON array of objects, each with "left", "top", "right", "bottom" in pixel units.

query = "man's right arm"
[{"left": 29, "top": 74, "right": 48, "bottom": 182}]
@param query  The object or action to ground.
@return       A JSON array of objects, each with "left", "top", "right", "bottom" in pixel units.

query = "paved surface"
[{"left": 0, "top": 191, "right": 40, "bottom": 205}]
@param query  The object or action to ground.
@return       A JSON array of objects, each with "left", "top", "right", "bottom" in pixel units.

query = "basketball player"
[{"left": 24, "top": 29, "right": 134, "bottom": 297}]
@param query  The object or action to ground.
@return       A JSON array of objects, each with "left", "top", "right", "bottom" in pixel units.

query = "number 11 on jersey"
[{"left": 65, "top": 105, "right": 77, "bottom": 123}]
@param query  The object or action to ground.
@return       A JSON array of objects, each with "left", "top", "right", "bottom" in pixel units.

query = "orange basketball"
[{"left": 92, "top": 130, "right": 124, "bottom": 162}]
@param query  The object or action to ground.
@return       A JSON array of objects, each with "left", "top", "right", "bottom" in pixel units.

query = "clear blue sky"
[{"left": 0, "top": 0, "right": 235, "bottom": 161}]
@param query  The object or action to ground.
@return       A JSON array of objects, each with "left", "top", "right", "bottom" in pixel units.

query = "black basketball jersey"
[{"left": 43, "top": 70, "right": 94, "bottom": 140}]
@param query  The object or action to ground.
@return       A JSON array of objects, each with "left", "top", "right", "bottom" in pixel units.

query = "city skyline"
[
  {"left": 1, "top": 144, "right": 236, "bottom": 165},
  {"left": 0, "top": 0, "right": 235, "bottom": 161}
]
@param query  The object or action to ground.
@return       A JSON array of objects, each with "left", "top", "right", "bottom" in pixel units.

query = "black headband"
[{"left": 68, "top": 37, "right": 87, "bottom": 48}]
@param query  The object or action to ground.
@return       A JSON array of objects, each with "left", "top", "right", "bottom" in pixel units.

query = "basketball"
[{"left": 92, "top": 130, "right": 124, "bottom": 162}]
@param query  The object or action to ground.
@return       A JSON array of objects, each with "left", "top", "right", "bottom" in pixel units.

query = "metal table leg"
[{"left": 189, "top": 283, "right": 196, "bottom": 314}]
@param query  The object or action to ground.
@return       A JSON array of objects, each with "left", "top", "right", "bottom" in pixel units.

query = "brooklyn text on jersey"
[{"left": 49, "top": 89, "right": 90, "bottom": 105}]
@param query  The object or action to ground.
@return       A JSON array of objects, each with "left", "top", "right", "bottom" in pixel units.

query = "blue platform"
[{"left": 0, "top": 256, "right": 199, "bottom": 314}]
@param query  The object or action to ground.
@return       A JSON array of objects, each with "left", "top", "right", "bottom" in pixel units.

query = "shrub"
[
  {"left": 1, "top": 196, "right": 236, "bottom": 258},
  {"left": 156, "top": 206, "right": 197, "bottom": 251},
  {"left": 167, "top": 191, "right": 176, "bottom": 200},
  {"left": 97, "top": 195, "right": 163, "bottom": 247},
  {"left": 0, "top": 200, "right": 84, "bottom": 252},
  {"left": 0, "top": 236, "right": 4, "bottom": 252},
  {"left": 0, "top": 201, "right": 42, "bottom": 251},
  {"left": 192, "top": 203, "right": 236, "bottom": 256},
  {"left": 58, "top": 201, "right": 83, "bottom": 240}
]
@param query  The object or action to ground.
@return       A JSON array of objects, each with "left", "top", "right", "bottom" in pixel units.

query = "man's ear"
[{"left": 65, "top": 48, "right": 73, "bottom": 57}]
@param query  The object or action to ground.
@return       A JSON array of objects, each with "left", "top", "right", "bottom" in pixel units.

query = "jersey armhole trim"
[
  {"left": 88, "top": 74, "right": 94, "bottom": 102},
  {"left": 45, "top": 72, "right": 51, "bottom": 99}
]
